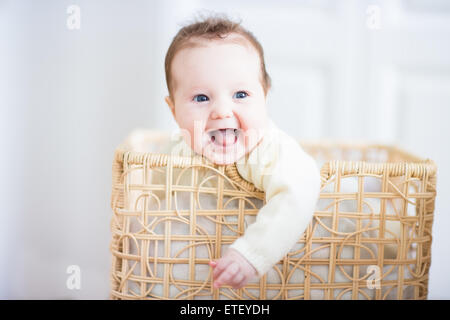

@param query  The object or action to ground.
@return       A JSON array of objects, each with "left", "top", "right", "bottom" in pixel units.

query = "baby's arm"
[{"left": 210, "top": 130, "right": 321, "bottom": 288}]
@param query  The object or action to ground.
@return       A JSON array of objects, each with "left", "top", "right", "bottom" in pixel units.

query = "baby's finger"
[
  {"left": 234, "top": 275, "right": 249, "bottom": 289},
  {"left": 212, "top": 259, "right": 233, "bottom": 279},
  {"left": 208, "top": 260, "right": 217, "bottom": 268},
  {"left": 214, "top": 262, "right": 240, "bottom": 287},
  {"left": 230, "top": 272, "right": 245, "bottom": 289}
]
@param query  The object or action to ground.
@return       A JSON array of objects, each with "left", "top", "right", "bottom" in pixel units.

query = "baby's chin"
[
  {"left": 203, "top": 149, "right": 246, "bottom": 165},
  {"left": 200, "top": 140, "right": 247, "bottom": 165}
]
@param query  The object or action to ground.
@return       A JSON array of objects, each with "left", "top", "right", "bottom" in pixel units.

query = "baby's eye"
[
  {"left": 193, "top": 94, "right": 209, "bottom": 102},
  {"left": 233, "top": 91, "right": 248, "bottom": 99}
]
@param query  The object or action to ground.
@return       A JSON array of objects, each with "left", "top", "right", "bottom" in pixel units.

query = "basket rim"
[{"left": 112, "top": 137, "right": 437, "bottom": 192}]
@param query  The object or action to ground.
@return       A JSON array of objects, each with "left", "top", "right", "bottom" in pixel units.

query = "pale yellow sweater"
[
  {"left": 230, "top": 119, "right": 321, "bottom": 277},
  {"left": 164, "top": 119, "right": 321, "bottom": 277}
]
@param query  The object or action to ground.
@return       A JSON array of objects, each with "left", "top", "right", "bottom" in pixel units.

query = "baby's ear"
[{"left": 165, "top": 96, "right": 176, "bottom": 118}]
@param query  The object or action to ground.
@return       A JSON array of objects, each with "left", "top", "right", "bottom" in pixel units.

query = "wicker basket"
[{"left": 110, "top": 130, "right": 437, "bottom": 300}]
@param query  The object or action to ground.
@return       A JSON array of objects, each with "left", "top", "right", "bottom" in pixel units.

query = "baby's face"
[{"left": 165, "top": 34, "right": 268, "bottom": 165}]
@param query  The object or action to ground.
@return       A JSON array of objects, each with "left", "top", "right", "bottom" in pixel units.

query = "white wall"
[{"left": 0, "top": 0, "right": 449, "bottom": 299}]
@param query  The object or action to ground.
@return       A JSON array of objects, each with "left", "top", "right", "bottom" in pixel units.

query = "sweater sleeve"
[{"left": 229, "top": 127, "right": 321, "bottom": 278}]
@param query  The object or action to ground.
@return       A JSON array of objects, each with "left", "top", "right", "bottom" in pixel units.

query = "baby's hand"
[{"left": 208, "top": 248, "right": 257, "bottom": 289}]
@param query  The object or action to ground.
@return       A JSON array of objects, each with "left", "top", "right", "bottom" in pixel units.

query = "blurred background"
[{"left": 0, "top": 0, "right": 449, "bottom": 299}]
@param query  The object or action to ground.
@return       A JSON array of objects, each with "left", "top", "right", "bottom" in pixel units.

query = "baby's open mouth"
[{"left": 208, "top": 128, "right": 239, "bottom": 147}]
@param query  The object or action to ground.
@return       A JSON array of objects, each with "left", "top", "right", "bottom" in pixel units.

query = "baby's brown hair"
[{"left": 164, "top": 13, "right": 272, "bottom": 100}]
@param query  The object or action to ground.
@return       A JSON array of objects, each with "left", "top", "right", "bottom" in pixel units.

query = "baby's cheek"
[
  {"left": 183, "top": 126, "right": 202, "bottom": 151},
  {"left": 240, "top": 109, "right": 266, "bottom": 131}
]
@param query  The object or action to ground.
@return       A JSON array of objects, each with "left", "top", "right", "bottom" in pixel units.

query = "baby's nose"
[{"left": 210, "top": 104, "right": 233, "bottom": 119}]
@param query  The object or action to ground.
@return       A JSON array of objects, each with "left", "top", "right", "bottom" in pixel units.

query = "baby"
[{"left": 163, "top": 15, "right": 321, "bottom": 290}]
